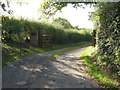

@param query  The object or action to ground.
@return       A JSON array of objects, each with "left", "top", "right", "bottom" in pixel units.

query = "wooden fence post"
[{"left": 92, "top": 30, "right": 96, "bottom": 47}]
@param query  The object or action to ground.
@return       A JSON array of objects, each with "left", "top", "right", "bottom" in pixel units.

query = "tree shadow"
[{"left": 2, "top": 52, "right": 98, "bottom": 88}]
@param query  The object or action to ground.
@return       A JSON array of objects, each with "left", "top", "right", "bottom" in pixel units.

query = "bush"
[
  {"left": 91, "top": 2, "right": 120, "bottom": 75},
  {"left": 2, "top": 16, "right": 92, "bottom": 45}
]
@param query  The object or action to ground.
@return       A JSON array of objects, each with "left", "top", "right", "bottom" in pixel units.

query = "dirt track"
[{"left": 3, "top": 46, "right": 98, "bottom": 88}]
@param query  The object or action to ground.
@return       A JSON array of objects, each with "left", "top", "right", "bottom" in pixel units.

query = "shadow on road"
[{"left": 2, "top": 46, "right": 98, "bottom": 88}]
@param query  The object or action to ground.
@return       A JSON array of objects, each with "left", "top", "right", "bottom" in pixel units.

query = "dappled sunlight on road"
[
  {"left": 20, "top": 65, "right": 42, "bottom": 72},
  {"left": 52, "top": 53, "right": 89, "bottom": 80},
  {"left": 3, "top": 46, "right": 98, "bottom": 88}
]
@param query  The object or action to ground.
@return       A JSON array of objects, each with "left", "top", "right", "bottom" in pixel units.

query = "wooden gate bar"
[{"left": 30, "top": 30, "right": 53, "bottom": 48}]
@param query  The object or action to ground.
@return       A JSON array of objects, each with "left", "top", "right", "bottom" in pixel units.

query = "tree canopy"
[
  {"left": 52, "top": 17, "right": 73, "bottom": 29},
  {"left": 39, "top": 1, "right": 95, "bottom": 19},
  {"left": 0, "top": 0, "right": 28, "bottom": 15}
]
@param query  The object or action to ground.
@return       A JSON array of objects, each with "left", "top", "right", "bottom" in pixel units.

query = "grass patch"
[
  {"left": 80, "top": 46, "right": 119, "bottom": 88},
  {"left": 2, "top": 43, "right": 44, "bottom": 66},
  {"left": 2, "top": 41, "right": 89, "bottom": 67},
  {"left": 50, "top": 42, "right": 89, "bottom": 58}
]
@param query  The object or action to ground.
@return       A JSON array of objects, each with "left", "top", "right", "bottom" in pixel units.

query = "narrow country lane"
[{"left": 3, "top": 46, "right": 98, "bottom": 88}]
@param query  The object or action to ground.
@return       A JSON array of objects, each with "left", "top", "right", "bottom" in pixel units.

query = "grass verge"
[
  {"left": 80, "top": 46, "right": 119, "bottom": 88},
  {"left": 50, "top": 42, "right": 89, "bottom": 58},
  {"left": 2, "top": 41, "right": 89, "bottom": 67}
]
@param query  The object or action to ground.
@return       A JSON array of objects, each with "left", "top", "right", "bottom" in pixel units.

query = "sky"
[
  {"left": 2, "top": 0, "right": 95, "bottom": 29},
  {"left": 55, "top": 4, "right": 95, "bottom": 29}
]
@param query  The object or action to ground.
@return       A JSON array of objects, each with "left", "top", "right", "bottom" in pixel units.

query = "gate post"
[{"left": 92, "top": 29, "right": 96, "bottom": 47}]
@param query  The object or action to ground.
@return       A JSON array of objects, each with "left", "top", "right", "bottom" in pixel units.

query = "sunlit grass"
[
  {"left": 50, "top": 46, "right": 81, "bottom": 58},
  {"left": 50, "top": 42, "right": 89, "bottom": 58},
  {"left": 80, "top": 46, "right": 119, "bottom": 88}
]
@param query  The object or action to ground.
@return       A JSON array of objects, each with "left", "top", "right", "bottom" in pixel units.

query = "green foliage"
[
  {"left": 2, "top": 16, "right": 92, "bottom": 44},
  {"left": 2, "top": 43, "right": 44, "bottom": 66},
  {"left": 2, "top": 42, "right": 88, "bottom": 67},
  {"left": 80, "top": 46, "right": 119, "bottom": 88},
  {"left": 39, "top": 1, "right": 68, "bottom": 19},
  {"left": 91, "top": 2, "right": 120, "bottom": 75},
  {"left": 74, "top": 25, "right": 80, "bottom": 29},
  {"left": 42, "top": 2, "right": 119, "bottom": 74},
  {"left": 39, "top": 1, "right": 93, "bottom": 19},
  {"left": 2, "top": 16, "right": 30, "bottom": 43},
  {"left": 2, "top": 16, "right": 92, "bottom": 66},
  {"left": 52, "top": 17, "right": 73, "bottom": 29}
]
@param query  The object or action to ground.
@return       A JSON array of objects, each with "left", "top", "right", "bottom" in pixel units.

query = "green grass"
[
  {"left": 50, "top": 42, "right": 89, "bottom": 58},
  {"left": 2, "top": 41, "right": 89, "bottom": 67},
  {"left": 2, "top": 43, "right": 44, "bottom": 66},
  {"left": 80, "top": 46, "right": 119, "bottom": 88}
]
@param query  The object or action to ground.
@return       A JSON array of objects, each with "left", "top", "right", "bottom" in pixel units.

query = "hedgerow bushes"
[
  {"left": 2, "top": 16, "right": 92, "bottom": 44},
  {"left": 2, "top": 16, "right": 92, "bottom": 66},
  {"left": 91, "top": 2, "right": 120, "bottom": 75}
]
